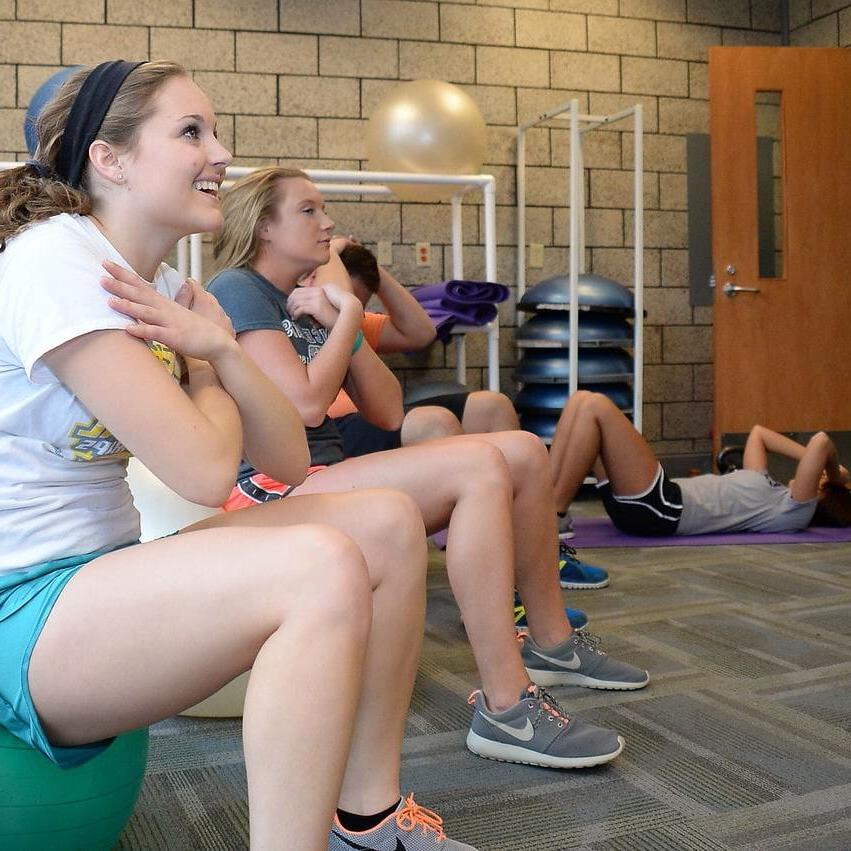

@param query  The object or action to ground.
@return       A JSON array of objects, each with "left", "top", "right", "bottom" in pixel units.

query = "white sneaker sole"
[
  {"left": 466, "top": 730, "right": 624, "bottom": 769},
  {"left": 525, "top": 667, "right": 650, "bottom": 690},
  {"left": 559, "top": 577, "right": 610, "bottom": 590}
]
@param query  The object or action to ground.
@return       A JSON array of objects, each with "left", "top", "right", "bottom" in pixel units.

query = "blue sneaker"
[
  {"left": 514, "top": 591, "right": 588, "bottom": 631},
  {"left": 558, "top": 542, "right": 609, "bottom": 590}
]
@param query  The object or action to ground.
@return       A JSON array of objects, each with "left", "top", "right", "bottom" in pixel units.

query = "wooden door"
[{"left": 710, "top": 47, "right": 851, "bottom": 446}]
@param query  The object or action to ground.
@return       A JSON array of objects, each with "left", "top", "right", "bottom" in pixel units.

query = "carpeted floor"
[{"left": 120, "top": 515, "right": 851, "bottom": 850}]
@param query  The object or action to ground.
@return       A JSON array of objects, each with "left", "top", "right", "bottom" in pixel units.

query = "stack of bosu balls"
[{"left": 515, "top": 274, "right": 635, "bottom": 442}]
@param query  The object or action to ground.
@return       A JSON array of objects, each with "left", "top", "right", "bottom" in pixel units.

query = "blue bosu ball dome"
[
  {"left": 515, "top": 312, "right": 633, "bottom": 348},
  {"left": 516, "top": 347, "right": 634, "bottom": 385},
  {"left": 24, "top": 66, "right": 81, "bottom": 155},
  {"left": 518, "top": 274, "right": 635, "bottom": 315}
]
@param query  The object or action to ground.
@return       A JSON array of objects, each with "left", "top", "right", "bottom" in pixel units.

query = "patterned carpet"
[{"left": 120, "top": 522, "right": 851, "bottom": 850}]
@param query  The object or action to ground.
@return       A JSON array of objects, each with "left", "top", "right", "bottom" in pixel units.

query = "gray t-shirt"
[
  {"left": 674, "top": 469, "right": 816, "bottom": 535},
  {"left": 207, "top": 266, "right": 344, "bottom": 473}
]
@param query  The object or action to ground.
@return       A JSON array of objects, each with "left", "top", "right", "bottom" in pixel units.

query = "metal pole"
[
  {"left": 483, "top": 177, "right": 500, "bottom": 392},
  {"left": 568, "top": 99, "right": 580, "bottom": 400},
  {"left": 632, "top": 105, "right": 644, "bottom": 433},
  {"left": 516, "top": 127, "right": 527, "bottom": 300},
  {"left": 451, "top": 195, "right": 466, "bottom": 385}
]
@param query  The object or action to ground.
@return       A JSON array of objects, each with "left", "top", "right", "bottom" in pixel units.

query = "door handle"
[{"left": 722, "top": 282, "right": 761, "bottom": 298}]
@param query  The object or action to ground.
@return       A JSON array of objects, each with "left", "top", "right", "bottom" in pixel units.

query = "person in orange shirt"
[{"left": 328, "top": 242, "right": 520, "bottom": 458}]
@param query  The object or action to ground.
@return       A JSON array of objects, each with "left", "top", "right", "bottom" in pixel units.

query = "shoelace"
[
  {"left": 558, "top": 542, "right": 580, "bottom": 563},
  {"left": 396, "top": 793, "right": 446, "bottom": 841},
  {"left": 526, "top": 684, "right": 570, "bottom": 726},
  {"left": 573, "top": 630, "right": 605, "bottom": 655}
]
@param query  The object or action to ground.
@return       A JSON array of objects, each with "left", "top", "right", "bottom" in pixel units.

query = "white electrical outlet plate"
[
  {"left": 529, "top": 243, "right": 544, "bottom": 268},
  {"left": 415, "top": 241, "right": 431, "bottom": 267},
  {"left": 377, "top": 240, "right": 393, "bottom": 266}
]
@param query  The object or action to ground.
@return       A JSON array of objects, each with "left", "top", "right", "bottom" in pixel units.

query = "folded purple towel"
[
  {"left": 417, "top": 297, "right": 498, "bottom": 327},
  {"left": 412, "top": 280, "right": 510, "bottom": 304},
  {"left": 410, "top": 279, "right": 507, "bottom": 341}
]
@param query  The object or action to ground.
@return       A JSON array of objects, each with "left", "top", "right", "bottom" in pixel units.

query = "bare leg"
[
  {"left": 458, "top": 430, "right": 569, "bottom": 649},
  {"left": 287, "top": 441, "right": 529, "bottom": 711},
  {"left": 188, "top": 488, "right": 427, "bottom": 815},
  {"left": 549, "top": 391, "right": 658, "bottom": 511},
  {"left": 400, "top": 405, "right": 463, "bottom": 445},
  {"left": 29, "top": 525, "right": 372, "bottom": 851},
  {"left": 461, "top": 390, "right": 520, "bottom": 434}
]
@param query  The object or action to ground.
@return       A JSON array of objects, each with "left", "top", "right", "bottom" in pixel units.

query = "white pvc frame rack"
[
  {"left": 178, "top": 167, "right": 501, "bottom": 392},
  {"left": 515, "top": 100, "right": 644, "bottom": 432}
]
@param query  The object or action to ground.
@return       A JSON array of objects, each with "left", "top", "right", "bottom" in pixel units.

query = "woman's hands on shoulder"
[{"left": 100, "top": 260, "right": 237, "bottom": 364}]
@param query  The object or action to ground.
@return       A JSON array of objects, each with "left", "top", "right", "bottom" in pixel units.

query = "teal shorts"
[{"left": 0, "top": 549, "right": 115, "bottom": 768}]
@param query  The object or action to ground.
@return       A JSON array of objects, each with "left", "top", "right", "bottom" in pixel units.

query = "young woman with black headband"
[{"left": 0, "top": 60, "right": 478, "bottom": 850}]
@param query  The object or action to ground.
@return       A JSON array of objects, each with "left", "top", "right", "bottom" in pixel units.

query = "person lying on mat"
[
  {"left": 206, "top": 167, "right": 650, "bottom": 794},
  {"left": 0, "top": 60, "right": 467, "bottom": 851},
  {"left": 549, "top": 391, "right": 851, "bottom": 536}
]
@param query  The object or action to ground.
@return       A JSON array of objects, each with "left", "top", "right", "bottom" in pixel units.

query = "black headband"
[{"left": 54, "top": 60, "right": 145, "bottom": 188}]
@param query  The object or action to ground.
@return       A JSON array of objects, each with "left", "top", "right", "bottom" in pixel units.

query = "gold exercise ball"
[{"left": 367, "top": 79, "right": 487, "bottom": 201}]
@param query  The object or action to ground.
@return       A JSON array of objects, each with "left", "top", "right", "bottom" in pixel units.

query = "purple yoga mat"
[{"left": 571, "top": 516, "right": 851, "bottom": 548}]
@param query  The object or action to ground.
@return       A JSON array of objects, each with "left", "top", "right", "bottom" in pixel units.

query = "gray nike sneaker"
[
  {"left": 521, "top": 631, "right": 650, "bottom": 690},
  {"left": 466, "top": 685, "right": 624, "bottom": 769},
  {"left": 328, "top": 794, "right": 479, "bottom": 850}
]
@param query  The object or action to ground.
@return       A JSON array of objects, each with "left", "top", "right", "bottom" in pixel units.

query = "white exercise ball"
[
  {"left": 126, "top": 458, "right": 220, "bottom": 542},
  {"left": 126, "top": 459, "right": 247, "bottom": 716},
  {"left": 367, "top": 79, "right": 487, "bottom": 201}
]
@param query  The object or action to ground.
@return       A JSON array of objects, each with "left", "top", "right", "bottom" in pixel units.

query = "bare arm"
[
  {"left": 45, "top": 330, "right": 243, "bottom": 507},
  {"left": 372, "top": 266, "right": 437, "bottom": 353},
  {"left": 238, "top": 284, "right": 364, "bottom": 427},
  {"left": 743, "top": 424, "right": 807, "bottom": 471},
  {"left": 86, "top": 264, "right": 309, "bottom": 494},
  {"left": 744, "top": 424, "right": 847, "bottom": 502},
  {"left": 341, "top": 340, "right": 404, "bottom": 430}
]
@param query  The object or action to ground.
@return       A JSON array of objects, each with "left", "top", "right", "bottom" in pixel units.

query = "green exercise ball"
[{"left": 0, "top": 726, "right": 148, "bottom": 850}]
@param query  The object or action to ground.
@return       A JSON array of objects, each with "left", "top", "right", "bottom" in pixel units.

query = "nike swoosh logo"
[
  {"left": 331, "top": 830, "right": 405, "bottom": 850},
  {"left": 480, "top": 714, "right": 535, "bottom": 741},
  {"left": 529, "top": 649, "right": 582, "bottom": 670}
]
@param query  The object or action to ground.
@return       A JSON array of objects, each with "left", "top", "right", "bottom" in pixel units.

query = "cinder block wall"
[{"left": 1, "top": 1, "right": 848, "bottom": 458}]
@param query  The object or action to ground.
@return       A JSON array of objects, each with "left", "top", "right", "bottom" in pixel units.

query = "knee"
[
  {"left": 270, "top": 525, "right": 373, "bottom": 632},
  {"left": 505, "top": 429, "right": 550, "bottom": 477},
  {"left": 457, "top": 440, "right": 513, "bottom": 491},
  {"left": 571, "top": 389, "right": 595, "bottom": 407},
  {"left": 465, "top": 391, "right": 519, "bottom": 431},
  {"left": 582, "top": 391, "right": 619, "bottom": 420},
  {"left": 402, "top": 406, "right": 462, "bottom": 444},
  {"left": 358, "top": 488, "right": 427, "bottom": 571}
]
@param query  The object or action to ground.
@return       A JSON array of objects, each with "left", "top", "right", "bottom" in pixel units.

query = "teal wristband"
[{"left": 351, "top": 330, "right": 364, "bottom": 355}]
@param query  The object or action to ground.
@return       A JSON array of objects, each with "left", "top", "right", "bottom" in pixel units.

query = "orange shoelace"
[
  {"left": 468, "top": 685, "right": 570, "bottom": 725},
  {"left": 528, "top": 685, "right": 570, "bottom": 724},
  {"left": 396, "top": 793, "right": 447, "bottom": 841}
]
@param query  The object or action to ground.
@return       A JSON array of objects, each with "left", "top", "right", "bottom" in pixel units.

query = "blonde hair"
[
  {"left": 212, "top": 167, "right": 309, "bottom": 274},
  {"left": 0, "top": 61, "right": 189, "bottom": 248}
]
